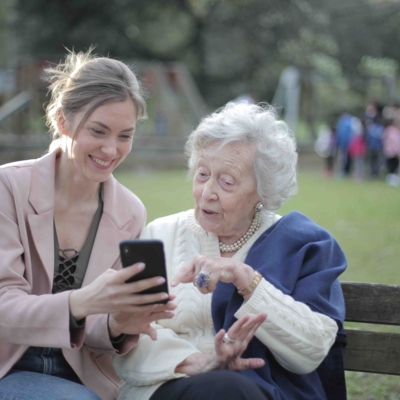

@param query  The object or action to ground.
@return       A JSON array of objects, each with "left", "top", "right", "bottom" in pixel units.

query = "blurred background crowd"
[{"left": 315, "top": 100, "right": 400, "bottom": 186}]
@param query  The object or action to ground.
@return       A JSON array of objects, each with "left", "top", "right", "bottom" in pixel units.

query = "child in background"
[
  {"left": 365, "top": 116, "right": 384, "bottom": 178},
  {"left": 314, "top": 123, "right": 336, "bottom": 177},
  {"left": 382, "top": 118, "right": 400, "bottom": 186},
  {"left": 348, "top": 117, "right": 366, "bottom": 181}
]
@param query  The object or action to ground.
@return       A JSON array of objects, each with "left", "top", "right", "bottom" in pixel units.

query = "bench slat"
[
  {"left": 344, "top": 328, "right": 400, "bottom": 375},
  {"left": 341, "top": 281, "right": 400, "bottom": 325}
]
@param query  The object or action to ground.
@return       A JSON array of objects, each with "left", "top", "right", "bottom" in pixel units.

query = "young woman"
[{"left": 0, "top": 49, "right": 175, "bottom": 400}]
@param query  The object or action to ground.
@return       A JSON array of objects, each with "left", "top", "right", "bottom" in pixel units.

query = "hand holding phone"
[{"left": 119, "top": 239, "right": 169, "bottom": 304}]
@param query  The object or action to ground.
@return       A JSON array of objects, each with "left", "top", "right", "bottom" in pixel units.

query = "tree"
[{"left": 9, "top": 0, "right": 400, "bottom": 110}]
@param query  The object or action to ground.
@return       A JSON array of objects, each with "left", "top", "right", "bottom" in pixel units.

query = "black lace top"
[{"left": 53, "top": 189, "right": 103, "bottom": 294}]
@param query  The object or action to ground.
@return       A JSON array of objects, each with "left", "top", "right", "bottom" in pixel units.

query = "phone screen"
[{"left": 119, "top": 239, "right": 169, "bottom": 304}]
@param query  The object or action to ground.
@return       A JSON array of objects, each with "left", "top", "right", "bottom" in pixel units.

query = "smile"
[{"left": 90, "top": 155, "right": 113, "bottom": 167}]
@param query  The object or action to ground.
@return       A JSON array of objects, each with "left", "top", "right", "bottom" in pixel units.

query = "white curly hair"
[{"left": 185, "top": 102, "right": 298, "bottom": 211}]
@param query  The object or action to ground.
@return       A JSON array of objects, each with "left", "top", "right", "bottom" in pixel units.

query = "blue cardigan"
[{"left": 211, "top": 211, "right": 347, "bottom": 400}]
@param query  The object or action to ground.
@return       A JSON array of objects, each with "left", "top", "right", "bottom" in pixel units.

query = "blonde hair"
[{"left": 44, "top": 47, "right": 147, "bottom": 151}]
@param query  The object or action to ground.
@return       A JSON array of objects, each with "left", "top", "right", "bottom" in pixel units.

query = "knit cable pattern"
[{"left": 235, "top": 279, "right": 338, "bottom": 372}]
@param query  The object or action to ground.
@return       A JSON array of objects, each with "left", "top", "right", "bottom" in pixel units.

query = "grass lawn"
[{"left": 115, "top": 168, "right": 400, "bottom": 399}]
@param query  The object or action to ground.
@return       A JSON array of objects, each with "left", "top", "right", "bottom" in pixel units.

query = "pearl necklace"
[{"left": 219, "top": 211, "right": 262, "bottom": 253}]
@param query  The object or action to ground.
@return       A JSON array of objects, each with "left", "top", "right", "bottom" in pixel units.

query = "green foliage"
[
  {"left": 5, "top": 0, "right": 400, "bottom": 127},
  {"left": 0, "top": 1, "right": 361, "bottom": 104},
  {"left": 11, "top": 0, "right": 136, "bottom": 59},
  {"left": 359, "top": 55, "right": 399, "bottom": 78}
]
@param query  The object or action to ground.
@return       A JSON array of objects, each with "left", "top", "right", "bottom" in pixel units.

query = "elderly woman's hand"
[
  {"left": 171, "top": 254, "right": 256, "bottom": 295},
  {"left": 215, "top": 313, "right": 267, "bottom": 370},
  {"left": 175, "top": 313, "right": 267, "bottom": 375}
]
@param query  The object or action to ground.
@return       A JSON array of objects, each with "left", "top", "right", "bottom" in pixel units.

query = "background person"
[
  {"left": 114, "top": 102, "right": 347, "bottom": 400},
  {"left": 0, "top": 49, "right": 175, "bottom": 400},
  {"left": 314, "top": 121, "right": 337, "bottom": 178},
  {"left": 365, "top": 113, "right": 384, "bottom": 179},
  {"left": 382, "top": 117, "right": 400, "bottom": 186},
  {"left": 336, "top": 110, "right": 355, "bottom": 177},
  {"left": 348, "top": 117, "right": 366, "bottom": 181}
]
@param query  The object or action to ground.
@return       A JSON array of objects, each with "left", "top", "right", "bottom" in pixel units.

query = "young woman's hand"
[
  {"left": 108, "top": 298, "right": 176, "bottom": 339},
  {"left": 175, "top": 313, "right": 267, "bottom": 375},
  {"left": 69, "top": 263, "right": 176, "bottom": 338}
]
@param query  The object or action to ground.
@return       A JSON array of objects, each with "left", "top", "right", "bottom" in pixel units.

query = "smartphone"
[{"left": 119, "top": 239, "right": 169, "bottom": 304}]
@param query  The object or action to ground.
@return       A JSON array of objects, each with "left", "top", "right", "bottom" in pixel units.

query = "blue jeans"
[{"left": 0, "top": 347, "right": 100, "bottom": 400}]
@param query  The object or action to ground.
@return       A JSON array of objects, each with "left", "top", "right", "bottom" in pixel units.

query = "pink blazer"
[{"left": 0, "top": 149, "right": 146, "bottom": 400}]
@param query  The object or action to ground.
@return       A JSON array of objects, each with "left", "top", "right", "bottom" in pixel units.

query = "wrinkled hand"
[
  {"left": 174, "top": 352, "right": 219, "bottom": 376},
  {"left": 214, "top": 313, "right": 267, "bottom": 370},
  {"left": 175, "top": 313, "right": 267, "bottom": 375},
  {"left": 70, "top": 262, "right": 176, "bottom": 339},
  {"left": 170, "top": 254, "right": 255, "bottom": 294}
]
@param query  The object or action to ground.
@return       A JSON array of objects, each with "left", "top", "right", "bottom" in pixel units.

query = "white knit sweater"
[{"left": 113, "top": 210, "right": 338, "bottom": 400}]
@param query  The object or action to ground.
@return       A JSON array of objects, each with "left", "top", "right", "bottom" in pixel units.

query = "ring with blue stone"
[{"left": 195, "top": 271, "right": 210, "bottom": 289}]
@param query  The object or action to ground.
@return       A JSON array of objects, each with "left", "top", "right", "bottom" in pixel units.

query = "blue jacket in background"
[
  {"left": 366, "top": 122, "right": 384, "bottom": 151},
  {"left": 336, "top": 114, "right": 354, "bottom": 150}
]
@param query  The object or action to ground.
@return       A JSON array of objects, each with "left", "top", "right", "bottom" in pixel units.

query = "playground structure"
[{"left": 272, "top": 66, "right": 301, "bottom": 138}]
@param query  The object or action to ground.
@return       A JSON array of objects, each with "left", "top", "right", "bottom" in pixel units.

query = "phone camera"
[{"left": 124, "top": 248, "right": 129, "bottom": 254}]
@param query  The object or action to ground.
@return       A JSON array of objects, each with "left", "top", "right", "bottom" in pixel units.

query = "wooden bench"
[{"left": 341, "top": 281, "right": 400, "bottom": 375}]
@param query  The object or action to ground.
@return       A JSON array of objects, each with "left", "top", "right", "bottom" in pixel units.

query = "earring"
[{"left": 255, "top": 202, "right": 263, "bottom": 213}]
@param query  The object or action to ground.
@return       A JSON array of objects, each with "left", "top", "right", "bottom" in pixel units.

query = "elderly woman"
[{"left": 114, "top": 102, "right": 347, "bottom": 400}]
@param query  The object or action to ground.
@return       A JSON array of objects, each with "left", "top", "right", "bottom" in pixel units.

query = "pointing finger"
[{"left": 170, "top": 261, "right": 195, "bottom": 286}]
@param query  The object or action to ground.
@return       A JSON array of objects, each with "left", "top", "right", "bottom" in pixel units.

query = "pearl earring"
[{"left": 255, "top": 202, "right": 263, "bottom": 213}]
